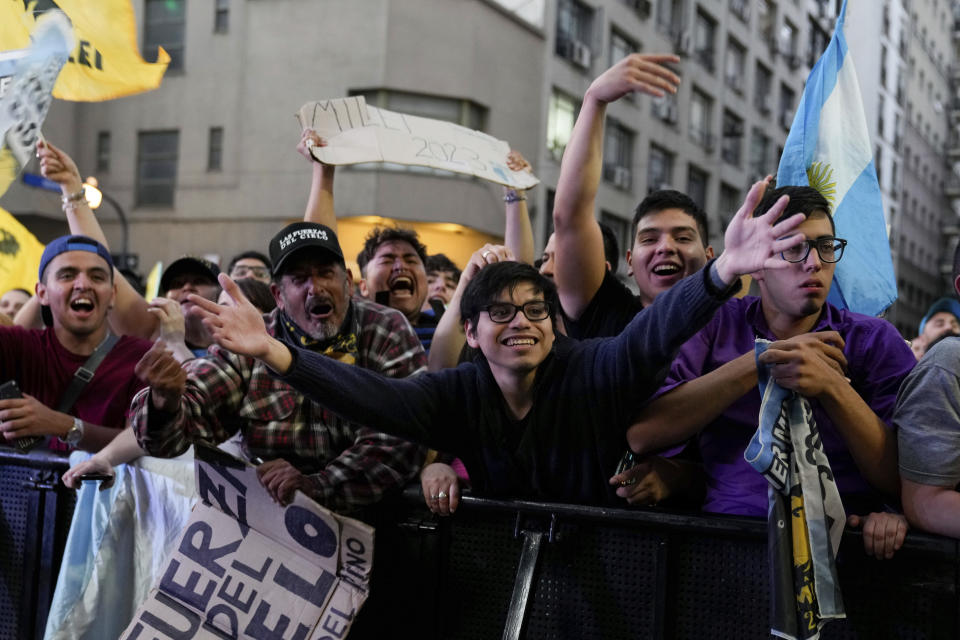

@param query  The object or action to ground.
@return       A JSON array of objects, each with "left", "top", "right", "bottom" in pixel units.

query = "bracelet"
[
  {"left": 62, "top": 199, "right": 91, "bottom": 214},
  {"left": 61, "top": 188, "right": 86, "bottom": 205},
  {"left": 503, "top": 190, "right": 527, "bottom": 203}
]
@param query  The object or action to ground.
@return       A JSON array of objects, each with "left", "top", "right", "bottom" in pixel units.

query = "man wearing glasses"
[{"left": 626, "top": 186, "right": 915, "bottom": 531}]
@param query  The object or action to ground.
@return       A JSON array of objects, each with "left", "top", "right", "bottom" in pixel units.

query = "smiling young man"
[
  {"left": 626, "top": 186, "right": 915, "bottom": 530},
  {"left": 551, "top": 53, "right": 714, "bottom": 340},
  {"left": 178, "top": 179, "right": 803, "bottom": 505},
  {"left": 0, "top": 235, "right": 151, "bottom": 451},
  {"left": 129, "top": 222, "right": 427, "bottom": 510}
]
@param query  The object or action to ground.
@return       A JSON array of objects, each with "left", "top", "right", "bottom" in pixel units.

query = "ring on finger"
[
  {"left": 305, "top": 138, "right": 315, "bottom": 149},
  {"left": 438, "top": 491, "right": 448, "bottom": 500},
  {"left": 429, "top": 494, "right": 439, "bottom": 501},
  {"left": 481, "top": 251, "right": 492, "bottom": 260}
]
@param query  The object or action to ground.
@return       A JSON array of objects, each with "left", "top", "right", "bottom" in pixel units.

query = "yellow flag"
[
  {"left": 144, "top": 260, "right": 162, "bottom": 300},
  {"left": 0, "top": 206, "right": 45, "bottom": 294},
  {"left": 0, "top": 0, "right": 169, "bottom": 102}
]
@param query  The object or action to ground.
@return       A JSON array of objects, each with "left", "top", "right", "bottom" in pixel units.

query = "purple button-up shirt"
[{"left": 656, "top": 296, "right": 915, "bottom": 517}]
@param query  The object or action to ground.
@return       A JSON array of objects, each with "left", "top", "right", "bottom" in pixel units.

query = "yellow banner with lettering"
[
  {"left": 0, "top": 0, "right": 169, "bottom": 101},
  {"left": 0, "top": 205, "right": 44, "bottom": 293}
]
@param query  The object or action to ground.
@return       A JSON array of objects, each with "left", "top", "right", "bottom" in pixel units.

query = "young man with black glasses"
[
  {"left": 625, "top": 186, "right": 916, "bottom": 557},
  {"left": 146, "top": 179, "right": 807, "bottom": 505}
]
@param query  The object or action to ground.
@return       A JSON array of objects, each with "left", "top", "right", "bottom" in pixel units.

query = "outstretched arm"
[
  {"left": 503, "top": 151, "right": 535, "bottom": 265},
  {"left": 553, "top": 54, "right": 680, "bottom": 320},
  {"left": 189, "top": 275, "right": 459, "bottom": 451},
  {"left": 298, "top": 129, "right": 338, "bottom": 231},
  {"left": 38, "top": 140, "right": 159, "bottom": 340}
]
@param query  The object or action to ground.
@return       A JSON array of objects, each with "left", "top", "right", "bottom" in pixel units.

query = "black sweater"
[{"left": 277, "top": 264, "right": 734, "bottom": 505}]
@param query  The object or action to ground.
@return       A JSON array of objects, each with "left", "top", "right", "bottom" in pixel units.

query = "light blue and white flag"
[{"left": 777, "top": 0, "right": 896, "bottom": 317}]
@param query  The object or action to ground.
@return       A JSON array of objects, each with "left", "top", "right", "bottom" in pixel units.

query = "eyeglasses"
[
  {"left": 484, "top": 300, "right": 552, "bottom": 323},
  {"left": 232, "top": 266, "right": 270, "bottom": 279},
  {"left": 780, "top": 237, "right": 847, "bottom": 264}
]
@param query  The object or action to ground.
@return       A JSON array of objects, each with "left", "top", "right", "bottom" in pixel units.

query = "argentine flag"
[{"left": 777, "top": 0, "right": 896, "bottom": 317}]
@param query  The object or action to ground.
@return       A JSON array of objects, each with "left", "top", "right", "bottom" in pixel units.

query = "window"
[
  {"left": 754, "top": 63, "right": 773, "bottom": 115},
  {"left": 689, "top": 87, "right": 714, "bottom": 150},
  {"left": 214, "top": 0, "right": 229, "bottom": 33},
  {"left": 556, "top": 0, "right": 594, "bottom": 68},
  {"left": 603, "top": 118, "right": 635, "bottom": 190},
  {"left": 600, "top": 210, "right": 631, "bottom": 268},
  {"left": 880, "top": 44, "right": 888, "bottom": 88},
  {"left": 136, "top": 131, "right": 179, "bottom": 206},
  {"left": 95, "top": 131, "right": 110, "bottom": 173},
  {"left": 808, "top": 19, "right": 829, "bottom": 67},
  {"left": 656, "top": 0, "right": 682, "bottom": 37},
  {"left": 729, "top": 0, "right": 750, "bottom": 23},
  {"left": 207, "top": 127, "right": 223, "bottom": 172},
  {"left": 687, "top": 165, "right": 709, "bottom": 209},
  {"left": 778, "top": 84, "right": 795, "bottom": 130},
  {"left": 647, "top": 143, "right": 673, "bottom": 191},
  {"left": 609, "top": 29, "right": 637, "bottom": 68},
  {"left": 721, "top": 110, "right": 744, "bottom": 166},
  {"left": 651, "top": 93, "right": 679, "bottom": 125},
  {"left": 781, "top": 20, "right": 800, "bottom": 67},
  {"left": 488, "top": 0, "right": 546, "bottom": 28},
  {"left": 877, "top": 94, "right": 885, "bottom": 140},
  {"left": 353, "top": 89, "right": 486, "bottom": 130},
  {"left": 750, "top": 128, "right": 771, "bottom": 178},
  {"left": 547, "top": 89, "right": 579, "bottom": 160},
  {"left": 719, "top": 183, "right": 740, "bottom": 226},
  {"left": 144, "top": 0, "right": 185, "bottom": 71},
  {"left": 693, "top": 10, "right": 716, "bottom": 72},
  {"left": 724, "top": 38, "right": 746, "bottom": 93},
  {"left": 758, "top": 0, "right": 777, "bottom": 51}
]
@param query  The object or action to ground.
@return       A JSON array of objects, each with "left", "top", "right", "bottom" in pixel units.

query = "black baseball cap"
[
  {"left": 159, "top": 257, "right": 221, "bottom": 293},
  {"left": 269, "top": 222, "right": 344, "bottom": 276}
]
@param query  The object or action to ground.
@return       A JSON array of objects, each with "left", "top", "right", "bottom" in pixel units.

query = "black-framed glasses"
[
  {"left": 484, "top": 300, "right": 552, "bottom": 323},
  {"left": 780, "top": 237, "right": 847, "bottom": 264}
]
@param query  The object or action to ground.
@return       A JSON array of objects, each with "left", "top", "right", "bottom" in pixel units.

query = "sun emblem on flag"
[{"left": 806, "top": 162, "right": 837, "bottom": 207}]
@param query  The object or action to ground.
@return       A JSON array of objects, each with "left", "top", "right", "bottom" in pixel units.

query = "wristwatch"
[{"left": 60, "top": 417, "right": 84, "bottom": 445}]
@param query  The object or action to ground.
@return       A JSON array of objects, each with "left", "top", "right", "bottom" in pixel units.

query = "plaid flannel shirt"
[{"left": 130, "top": 297, "right": 427, "bottom": 512}]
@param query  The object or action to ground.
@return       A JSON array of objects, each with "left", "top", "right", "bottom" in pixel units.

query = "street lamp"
[{"left": 82, "top": 176, "right": 133, "bottom": 270}]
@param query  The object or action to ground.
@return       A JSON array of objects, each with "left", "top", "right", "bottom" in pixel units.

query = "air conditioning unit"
[
  {"left": 571, "top": 41, "right": 592, "bottom": 68},
  {"left": 613, "top": 166, "right": 632, "bottom": 189},
  {"left": 676, "top": 30, "right": 692, "bottom": 57}
]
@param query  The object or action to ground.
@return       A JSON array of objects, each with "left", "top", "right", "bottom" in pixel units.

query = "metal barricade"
[{"left": 0, "top": 445, "right": 73, "bottom": 640}]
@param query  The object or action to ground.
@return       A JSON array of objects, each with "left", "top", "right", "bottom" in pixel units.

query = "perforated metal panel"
[
  {"left": 444, "top": 510, "right": 520, "bottom": 639},
  {"left": 670, "top": 534, "right": 771, "bottom": 639},
  {"left": 524, "top": 523, "right": 662, "bottom": 639},
  {"left": 0, "top": 465, "right": 33, "bottom": 639}
]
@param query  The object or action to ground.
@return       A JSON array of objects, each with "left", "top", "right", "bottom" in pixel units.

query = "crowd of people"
[{"left": 3, "top": 53, "right": 960, "bottom": 627}]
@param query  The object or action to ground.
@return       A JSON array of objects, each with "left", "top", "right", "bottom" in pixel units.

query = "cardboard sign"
[
  {"left": 121, "top": 445, "right": 374, "bottom": 640},
  {"left": 297, "top": 96, "right": 539, "bottom": 190}
]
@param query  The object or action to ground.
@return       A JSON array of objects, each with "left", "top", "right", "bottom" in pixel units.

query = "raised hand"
[
  {"left": 134, "top": 341, "right": 187, "bottom": 411},
  {"left": 188, "top": 274, "right": 292, "bottom": 372},
  {"left": 713, "top": 177, "right": 806, "bottom": 284},
  {"left": 37, "top": 139, "right": 83, "bottom": 194},
  {"left": 585, "top": 53, "right": 681, "bottom": 105},
  {"left": 296, "top": 128, "right": 328, "bottom": 162}
]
